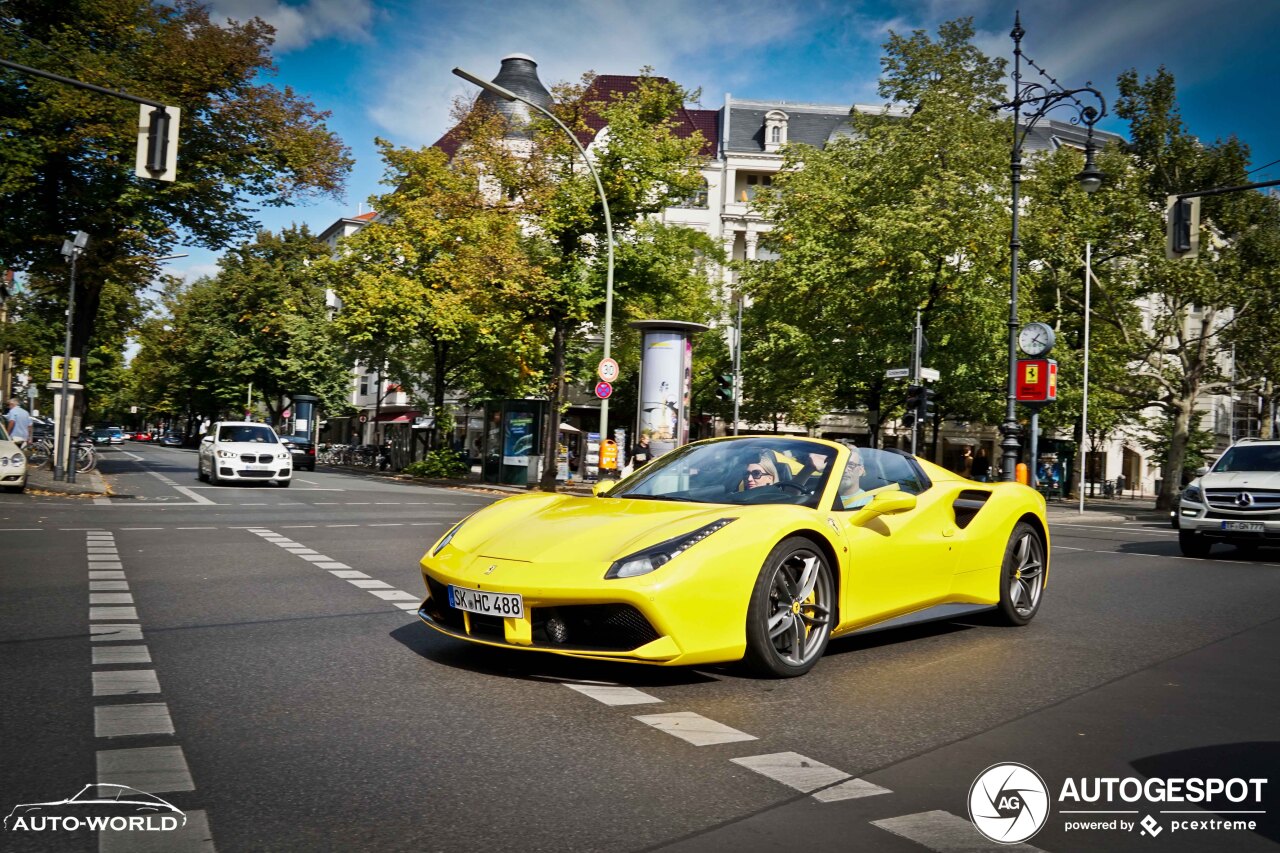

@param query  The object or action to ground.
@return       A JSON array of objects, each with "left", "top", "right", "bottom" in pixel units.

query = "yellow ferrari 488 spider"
[{"left": 417, "top": 436, "right": 1048, "bottom": 677}]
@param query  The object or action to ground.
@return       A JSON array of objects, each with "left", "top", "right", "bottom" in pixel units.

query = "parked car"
[
  {"left": 132, "top": 431, "right": 153, "bottom": 442},
  {"left": 0, "top": 421, "right": 28, "bottom": 493},
  {"left": 277, "top": 435, "right": 316, "bottom": 471},
  {"left": 107, "top": 427, "right": 125, "bottom": 445},
  {"left": 159, "top": 433, "right": 184, "bottom": 448},
  {"left": 197, "top": 421, "right": 292, "bottom": 487},
  {"left": 90, "top": 428, "right": 114, "bottom": 447}
]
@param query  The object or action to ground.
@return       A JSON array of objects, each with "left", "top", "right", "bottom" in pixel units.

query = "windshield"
[
  {"left": 217, "top": 425, "right": 279, "bottom": 444},
  {"left": 607, "top": 437, "right": 837, "bottom": 508},
  {"left": 1212, "top": 444, "right": 1280, "bottom": 473}
]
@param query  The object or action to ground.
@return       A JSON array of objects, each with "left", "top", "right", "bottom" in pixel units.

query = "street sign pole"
[{"left": 911, "top": 310, "right": 923, "bottom": 455}]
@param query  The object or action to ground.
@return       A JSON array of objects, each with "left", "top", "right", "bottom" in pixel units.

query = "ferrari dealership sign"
[{"left": 1016, "top": 359, "right": 1057, "bottom": 403}]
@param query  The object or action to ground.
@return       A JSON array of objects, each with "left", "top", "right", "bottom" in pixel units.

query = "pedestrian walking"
[
  {"left": 971, "top": 448, "right": 991, "bottom": 482},
  {"left": 630, "top": 433, "right": 653, "bottom": 470},
  {"left": 378, "top": 439, "right": 393, "bottom": 472},
  {"left": 5, "top": 397, "right": 32, "bottom": 447}
]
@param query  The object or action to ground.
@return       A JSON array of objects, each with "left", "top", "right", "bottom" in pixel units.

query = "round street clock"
[{"left": 1018, "top": 322, "right": 1056, "bottom": 357}]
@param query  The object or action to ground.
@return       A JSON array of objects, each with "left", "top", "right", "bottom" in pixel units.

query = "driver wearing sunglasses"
[{"left": 744, "top": 455, "right": 778, "bottom": 489}]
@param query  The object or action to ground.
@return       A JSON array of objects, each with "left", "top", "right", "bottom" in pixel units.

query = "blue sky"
[{"left": 166, "top": 0, "right": 1280, "bottom": 282}]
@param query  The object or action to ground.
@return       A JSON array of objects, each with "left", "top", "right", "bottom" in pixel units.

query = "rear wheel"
[
  {"left": 1178, "top": 530, "right": 1212, "bottom": 558},
  {"left": 996, "top": 522, "right": 1045, "bottom": 626},
  {"left": 744, "top": 537, "right": 834, "bottom": 678}
]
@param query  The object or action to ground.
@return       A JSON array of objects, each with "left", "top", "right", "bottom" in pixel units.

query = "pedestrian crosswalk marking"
[{"left": 633, "top": 711, "right": 757, "bottom": 746}]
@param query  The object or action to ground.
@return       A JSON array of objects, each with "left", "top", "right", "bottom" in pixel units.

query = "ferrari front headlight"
[
  {"left": 431, "top": 516, "right": 472, "bottom": 556},
  {"left": 606, "top": 518, "right": 737, "bottom": 579}
]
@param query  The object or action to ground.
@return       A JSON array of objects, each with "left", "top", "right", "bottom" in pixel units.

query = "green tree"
[
  {"left": 1113, "top": 67, "right": 1280, "bottom": 508},
  {"left": 322, "top": 141, "right": 547, "bottom": 449},
  {"left": 741, "top": 19, "right": 1011, "bottom": 453},
  {"left": 0, "top": 0, "right": 351, "bottom": 414},
  {"left": 130, "top": 227, "right": 350, "bottom": 425},
  {"left": 461, "top": 70, "right": 710, "bottom": 489}
]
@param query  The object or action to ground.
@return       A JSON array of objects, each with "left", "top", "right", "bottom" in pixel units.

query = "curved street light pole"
[
  {"left": 452, "top": 67, "right": 616, "bottom": 473},
  {"left": 994, "top": 13, "right": 1106, "bottom": 481}
]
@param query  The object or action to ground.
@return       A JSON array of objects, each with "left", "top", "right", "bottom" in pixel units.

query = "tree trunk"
[
  {"left": 538, "top": 321, "right": 567, "bottom": 492},
  {"left": 1157, "top": 398, "right": 1194, "bottom": 510}
]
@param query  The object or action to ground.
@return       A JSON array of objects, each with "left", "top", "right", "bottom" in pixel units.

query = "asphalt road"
[{"left": 1, "top": 444, "right": 1276, "bottom": 852}]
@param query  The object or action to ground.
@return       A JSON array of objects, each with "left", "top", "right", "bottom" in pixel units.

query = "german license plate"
[
  {"left": 447, "top": 585, "right": 524, "bottom": 619},
  {"left": 1223, "top": 521, "right": 1264, "bottom": 532}
]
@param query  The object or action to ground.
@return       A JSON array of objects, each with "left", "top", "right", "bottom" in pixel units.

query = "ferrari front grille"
[{"left": 533, "top": 604, "right": 660, "bottom": 651}]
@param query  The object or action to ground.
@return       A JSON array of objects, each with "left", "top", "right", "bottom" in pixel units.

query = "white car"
[
  {"left": 197, "top": 421, "right": 292, "bottom": 487},
  {"left": 1177, "top": 438, "right": 1280, "bottom": 556},
  {"left": 0, "top": 424, "right": 27, "bottom": 494}
]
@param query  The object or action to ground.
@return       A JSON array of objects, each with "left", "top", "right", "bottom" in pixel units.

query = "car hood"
[
  {"left": 1198, "top": 470, "right": 1280, "bottom": 490},
  {"left": 453, "top": 493, "right": 742, "bottom": 564}
]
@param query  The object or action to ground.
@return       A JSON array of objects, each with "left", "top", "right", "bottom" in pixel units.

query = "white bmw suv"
[
  {"left": 1177, "top": 438, "right": 1280, "bottom": 556},
  {"left": 197, "top": 421, "right": 292, "bottom": 487}
]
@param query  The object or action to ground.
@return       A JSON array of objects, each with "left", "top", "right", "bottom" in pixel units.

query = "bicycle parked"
[{"left": 24, "top": 436, "right": 96, "bottom": 473}]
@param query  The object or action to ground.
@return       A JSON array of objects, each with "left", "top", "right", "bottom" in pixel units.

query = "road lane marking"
[
  {"left": 90, "top": 571, "right": 127, "bottom": 580},
  {"left": 563, "top": 684, "right": 662, "bottom": 706},
  {"left": 91, "top": 625, "right": 143, "bottom": 642},
  {"left": 92, "top": 670, "right": 161, "bottom": 696},
  {"left": 348, "top": 579, "right": 392, "bottom": 589},
  {"left": 92, "top": 645, "right": 151, "bottom": 665},
  {"left": 95, "top": 703, "right": 174, "bottom": 738},
  {"left": 368, "top": 590, "right": 418, "bottom": 601},
  {"left": 91, "top": 581, "right": 130, "bottom": 591},
  {"left": 394, "top": 601, "right": 421, "bottom": 610},
  {"left": 872, "top": 810, "right": 1047, "bottom": 852},
  {"left": 730, "top": 752, "right": 891, "bottom": 802},
  {"left": 314, "top": 562, "right": 351, "bottom": 570},
  {"left": 632, "top": 711, "right": 757, "bottom": 746},
  {"left": 96, "top": 745, "right": 195, "bottom": 793},
  {"left": 1055, "top": 524, "right": 1175, "bottom": 536},
  {"left": 91, "top": 607, "right": 139, "bottom": 621},
  {"left": 90, "top": 593, "right": 134, "bottom": 605},
  {"left": 330, "top": 570, "right": 369, "bottom": 579}
]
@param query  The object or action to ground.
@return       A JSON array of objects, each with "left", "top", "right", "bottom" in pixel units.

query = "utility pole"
[
  {"left": 732, "top": 292, "right": 743, "bottom": 436},
  {"left": 911, "top": 310, "right": 923, "bottom": 454}
]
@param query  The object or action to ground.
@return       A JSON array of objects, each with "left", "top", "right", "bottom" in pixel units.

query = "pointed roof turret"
[{"left": 479, "top": 54, "right": 554, "bottom": 140}]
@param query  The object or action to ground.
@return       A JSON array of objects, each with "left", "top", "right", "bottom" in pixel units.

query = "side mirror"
[
  {"left": 865, "top": 491, "right": 917, "bottom": 516},
  {"left": 200, "top": 436, "right": 213, "bottom": 444},
  {"left": 1195, "top": 466, "right": 1209, "bottom": 476},
  {"left": 593, "top": 479, "right": 617, "bottom": 497}
]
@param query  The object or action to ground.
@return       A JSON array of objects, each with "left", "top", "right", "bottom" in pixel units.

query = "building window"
[
  {"left": 359, "top": 376, "right": 368, "bottom": 397},
  {"left": 764, "top": 110, "right": 789, "bottom": 153},
  {"left": 678, "top": 178, "right": 709, "bottom": 209},
  {"left": 740, "top": 173, "right": 773, "bottom": 202}
]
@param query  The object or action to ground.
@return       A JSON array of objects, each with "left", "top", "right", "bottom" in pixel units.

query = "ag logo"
[{"left": 968, "top": 762, "right": 1050, "bottom": 844}]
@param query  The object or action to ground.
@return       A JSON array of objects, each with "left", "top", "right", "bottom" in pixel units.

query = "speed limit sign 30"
[{"left": 597, "top": 358, "right": 620, "bottom": 383}]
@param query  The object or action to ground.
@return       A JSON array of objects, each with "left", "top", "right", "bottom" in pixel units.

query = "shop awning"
[{"left": 373, "top": 410, "right": 422, "bottom": 423}]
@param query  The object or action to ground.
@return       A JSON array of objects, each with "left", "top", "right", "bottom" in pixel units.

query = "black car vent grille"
[
  {"left": 533, "top": 604, "right": 660, "bottom": 651},
  {"left": 952, "top": 489, "right": 992, "bottom": 529}
]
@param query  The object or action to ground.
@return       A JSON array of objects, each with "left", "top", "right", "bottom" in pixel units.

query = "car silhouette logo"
[{"left": 4, "top": 783, "right": 186, "bottom": 830}]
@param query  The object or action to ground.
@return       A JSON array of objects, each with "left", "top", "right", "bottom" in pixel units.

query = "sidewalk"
[
  {"left": 1045, "top": 494, "right": 1169, "bottom": 525},
  {"left": 26, "top": 462, "right": 108, "bottom": 496}
]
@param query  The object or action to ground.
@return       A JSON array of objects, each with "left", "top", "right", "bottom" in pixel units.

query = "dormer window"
[{"left": 764, "top": 110, "right": 789, "bottom": 153}]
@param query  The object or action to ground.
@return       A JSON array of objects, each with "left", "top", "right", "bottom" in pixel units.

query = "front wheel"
[
  {"left": 277, "top": 478, "right": 291, "bottom": 488},
  {"left": 1179, "top": 530, "right": 1212, "bottom": 557},
  {"left": 996, "top": 521, "right": 1046, "bottom": 626},
  {"left": 744, "top": 537, "right": 834, "bottom": 678},
  {"left": 74, "top": 445, "right": 96, "bottom": 473}
]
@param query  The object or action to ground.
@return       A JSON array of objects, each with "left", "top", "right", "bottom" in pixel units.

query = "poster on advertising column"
[{"left": 632, "top": 320, "right": 710, "bottom": 458}]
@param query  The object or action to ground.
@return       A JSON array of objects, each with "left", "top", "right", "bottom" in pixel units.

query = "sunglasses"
[{"left": 746, "top": 468, "right": 772, "bottom": 480}]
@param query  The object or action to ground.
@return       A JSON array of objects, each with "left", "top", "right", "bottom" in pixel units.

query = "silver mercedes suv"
[{"left": 1177, "top": 438, "right": 1280, "bottom": 556}]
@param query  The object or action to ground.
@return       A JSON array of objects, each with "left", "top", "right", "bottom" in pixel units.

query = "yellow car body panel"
[{"left": 417, "top": 437, "right": 1048, "bottom": 671}]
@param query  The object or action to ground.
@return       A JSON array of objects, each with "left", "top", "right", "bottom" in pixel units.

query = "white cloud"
[
  {"left": 363, "top": 0, "right": 815, "bottom": 147},
  {"left": 209, "top": 0, "right": 375, "bottom": 52}
]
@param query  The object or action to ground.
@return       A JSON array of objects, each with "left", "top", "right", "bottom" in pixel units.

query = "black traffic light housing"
[
  {"left": 920, "top": 387, "right": 936, "bottom": 420},
  {"left": 715, "top": 371, "right": 735, "bottom": 401},
  {"left": 906, "top": 385, "right": 923, "bottom": 419}
]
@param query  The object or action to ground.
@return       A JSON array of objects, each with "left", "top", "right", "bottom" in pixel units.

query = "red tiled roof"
[{"left": 354, "top": 211, "right": 376, "bottom": 221}]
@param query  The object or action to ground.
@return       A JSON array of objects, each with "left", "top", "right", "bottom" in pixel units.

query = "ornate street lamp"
[
  {"left": 994, "top": 13, "right": 1106, "bottom": 481},
  {"left": 452, "top": 66, "right": 616, "bottom": 478},
  {"left": 56, "top": 230, "right": 89, "bottom": 483}
]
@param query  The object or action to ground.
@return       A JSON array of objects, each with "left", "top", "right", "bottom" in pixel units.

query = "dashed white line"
[
  {"left": 91, "top": 607, "right": 139, "bottom": 621},
  {"left": 95, "top": 703, "right": 174, "bottom": 738},
  {"left": 563, "top": 684, "right": 662, "bottom": 706},
  {"left": 92, "top": 645, "right": 151, "bottom": 665},
  {"left": 92, "top": 670, "right": 161, "bottom": 696},
  {"left": 872, "top": 810, "right": 1046, "bottom": 852},
  {"left": 632, "top": 711, "right": 757, "bottom": 746},
  {"left": 90, "top": 593, "right": 134, "bottom": 605},
  {"left": 730, "top": 752, "right": 891, "bottom": 802},
  {"left": 96, "top": 745, "right": 195, "bottom": 793},
  {"left": 91, "top": 625, "right": 143, "bottom": 642}
]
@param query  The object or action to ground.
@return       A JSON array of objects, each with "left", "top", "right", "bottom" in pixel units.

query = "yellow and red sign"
[
  {"left": 599, "top": 439, "right": 619, "bottom": 470},
  {"left": 1016, "top": 359, "right": 1057, "bottom": 403}
]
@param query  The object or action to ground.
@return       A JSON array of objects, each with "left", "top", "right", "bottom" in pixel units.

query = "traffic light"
[
  {"left": 715, "top": 371, "right": 735, "bottom": 401},
  {"left": 1166, "top": 195, "right": 1199, "bottom": 259},
  {"left": 906, "top": 385, "right": 923, "bottom": 419},
  {"left": 920, "top": 387, "right": 937, "bottom": 420}
]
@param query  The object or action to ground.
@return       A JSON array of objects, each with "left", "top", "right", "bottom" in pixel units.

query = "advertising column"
[{"left": 630, "top": 320, "right": 710, "bottom": 458}]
